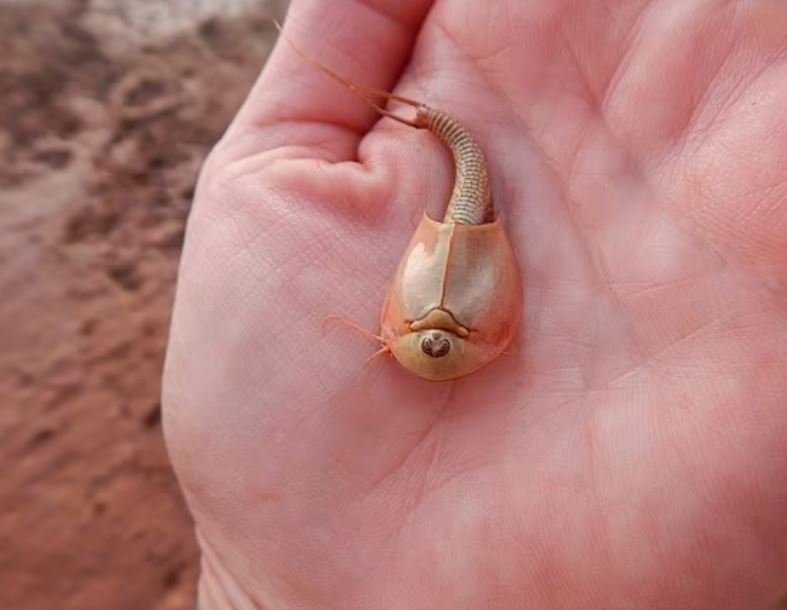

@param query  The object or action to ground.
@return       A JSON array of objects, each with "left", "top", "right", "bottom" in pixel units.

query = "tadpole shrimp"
[{"left": 275, "top": 20, "right": 522, "bottom": 381}]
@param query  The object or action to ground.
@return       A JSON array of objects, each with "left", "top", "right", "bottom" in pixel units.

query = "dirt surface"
[{"left": 0, "top": 1, "right": 282, "bottom": 608}]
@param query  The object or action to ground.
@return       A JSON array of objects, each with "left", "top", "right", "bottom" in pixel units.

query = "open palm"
[{"left": 163, "top": 1, "right": 787, "bottom": 608}]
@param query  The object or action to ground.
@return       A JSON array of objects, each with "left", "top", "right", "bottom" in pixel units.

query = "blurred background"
[{"left": 0, "top": 1, "right": 287, "bottom": 608}]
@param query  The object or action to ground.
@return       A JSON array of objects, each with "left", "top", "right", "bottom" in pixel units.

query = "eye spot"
[{"left": 421, "top": 332, "right": 451, "bottom": 358}]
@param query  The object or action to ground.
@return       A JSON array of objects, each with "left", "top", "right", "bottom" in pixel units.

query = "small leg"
[
  {"left": 322, "top": 315, "right": 383, "bottom": 344},
  {"left": 365, "top": 345, "right": 391, "bottom": 366},
  {"left": 500, "top": 344, "right": 519, "bottom": 357}
]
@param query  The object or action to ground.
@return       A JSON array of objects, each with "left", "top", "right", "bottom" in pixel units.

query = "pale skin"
[{"left": 162, "top": 1, "right": 787, "bottom": 608}]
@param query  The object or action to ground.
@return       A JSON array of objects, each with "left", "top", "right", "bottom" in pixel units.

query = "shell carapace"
[{"left": 379, "top": 105, "right": 522, "bottom": 381}]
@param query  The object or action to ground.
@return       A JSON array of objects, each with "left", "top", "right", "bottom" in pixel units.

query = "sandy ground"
[{"left": 0, "top": 1, "right": 283, "bottom": 608}]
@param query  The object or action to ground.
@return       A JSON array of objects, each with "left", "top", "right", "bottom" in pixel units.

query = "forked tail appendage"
[{"left": 272, "top": 19, "right": 424, "bottom": 129}]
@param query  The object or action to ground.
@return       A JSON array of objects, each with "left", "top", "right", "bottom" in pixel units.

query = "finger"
[{"left": 228, "top": 0, "right": 435, "bottom": 157}]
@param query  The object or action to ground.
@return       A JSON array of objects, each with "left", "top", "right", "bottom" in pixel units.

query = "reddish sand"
[{"left": 0, "top": 2, "right": 277, "bottom": 608}]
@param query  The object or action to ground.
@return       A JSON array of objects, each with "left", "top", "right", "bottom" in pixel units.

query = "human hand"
[{"left": 163, "top": 1, "right": 787, "bottom": 608}]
